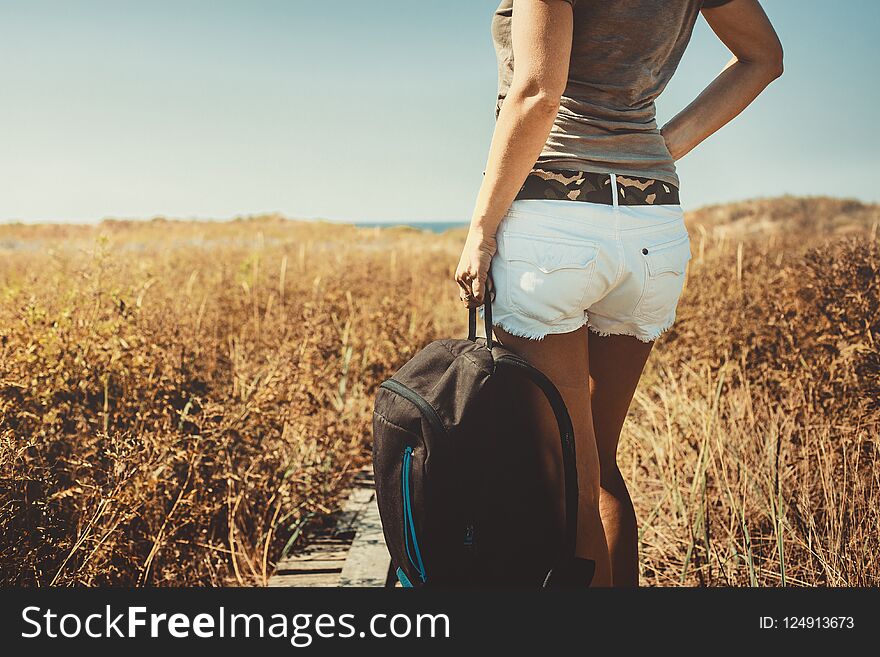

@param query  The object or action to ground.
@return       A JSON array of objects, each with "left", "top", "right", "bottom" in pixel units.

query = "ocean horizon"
[{"left": 355, "top": 221, "right": 469, "bottom": 234}]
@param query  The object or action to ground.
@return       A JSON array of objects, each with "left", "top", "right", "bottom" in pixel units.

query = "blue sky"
[{"left": 1, "top": 0, "right": 877, "bottom": 223}]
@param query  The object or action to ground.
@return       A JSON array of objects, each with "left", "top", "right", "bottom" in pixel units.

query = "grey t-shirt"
[{"left": 492, "top": 0, "right": 733, "bottom": 188}]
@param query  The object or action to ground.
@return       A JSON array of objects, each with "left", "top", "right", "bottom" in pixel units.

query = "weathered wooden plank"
[
  {"left": 268, "top": 572, "right": 340, "bottom": 587},
  {"left": 306, "top": 538, "right": 351, "bottom": 546},
  {"left": 274, "top": 560, "right": 347, "bottom": 573},
  {"left": 337, "top": 489, "right": 391, "bottom": 587},
  {"left": 269, "top": 467, "right": 391, "bottom": 588},
  {"left": 275, "top": 550, "right": 349, "bottom": 570}
]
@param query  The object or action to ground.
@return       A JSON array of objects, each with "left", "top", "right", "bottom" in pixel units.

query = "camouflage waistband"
[{"left": 515, "top": 167, "right": 680, "bottom": 206}]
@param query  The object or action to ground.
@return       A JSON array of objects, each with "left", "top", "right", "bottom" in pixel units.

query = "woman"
[{"left": 454, "top": 0, "right": 783, "bottom": 587}]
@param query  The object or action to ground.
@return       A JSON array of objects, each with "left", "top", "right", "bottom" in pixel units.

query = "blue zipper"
[
  {"left": 402, "top": 446, "right": 427, "bottom": 583},
  {"left": 396, "top": 566, "right": 413, "bottom": 588}
]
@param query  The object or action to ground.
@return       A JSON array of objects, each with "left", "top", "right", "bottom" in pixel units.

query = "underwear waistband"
[{"left": 515, "top": 167, "right": 680, "bottom": 206}]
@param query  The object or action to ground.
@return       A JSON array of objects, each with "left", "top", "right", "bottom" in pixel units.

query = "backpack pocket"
[
  {"left": 501, "top": 231, "right": 599, "bottom": 323},
  {"left": 401, "top": 445, "right": 427, "bottom": 584},
  {"left": 372, "top": 406, "right": 427, "bottom": 588},
  {"left": 375, "top": 378, "right": 449, "bottom": 587}
]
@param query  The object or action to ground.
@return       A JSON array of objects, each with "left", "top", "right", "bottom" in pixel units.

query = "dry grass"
[
  {"left": 0, "top": 195, "right": 877, "bottom": 586},
  {"left": 633, "top": 196, "right": 880, "bottom": 586}
]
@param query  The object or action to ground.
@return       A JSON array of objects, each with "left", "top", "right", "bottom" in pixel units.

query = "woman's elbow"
[
  {"left": 530, "top": 91, "right": 563, "bottom": 117},
  {"left": 507, "top": 80, "right": 564, "bottom": 116},
  {"left": 761, "top": 37, "right": 784, "bottom": 80},
  {"left": 740, "top": 35, "right": 784, "bottom": 82},
  {"left": 741, "top": 44, "right": 783, "bottom": 82},
  {"left": 767, "top": 44, "right": 784, "bottom": 80}
]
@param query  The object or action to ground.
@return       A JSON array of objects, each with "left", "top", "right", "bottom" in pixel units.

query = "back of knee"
[
  {"left": 579, "top": 478, "right": 601, "bottom": 513},
  {"left": 599, "top": 463, "right": 626, "bottom": 492}
]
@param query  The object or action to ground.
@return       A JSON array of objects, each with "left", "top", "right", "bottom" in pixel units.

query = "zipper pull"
[{"left": 463, "top": 523, "right": 475, "bottom": 548}]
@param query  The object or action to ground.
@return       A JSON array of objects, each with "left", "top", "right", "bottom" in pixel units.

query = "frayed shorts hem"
[
  {"left": 586, "top": 318, "right": 674, "bottom": 343},
  {"left": 480, "top": 308, "right": 589, "bottom": 342},
  {"left": 478, "top": 304, "right": 676, "bottom": 344}
]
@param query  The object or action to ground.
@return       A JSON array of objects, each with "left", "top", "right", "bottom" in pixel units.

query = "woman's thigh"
[{"left": 587, "top": 332, "right": 654, "bottom": 471}]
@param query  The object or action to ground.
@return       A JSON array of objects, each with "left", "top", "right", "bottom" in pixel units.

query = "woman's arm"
[
  {"left": 661, "top": 0, "right": 784, "bottom": 160},
  {"left": 455, "top": 0, "right": 574, "bottom": 307}
]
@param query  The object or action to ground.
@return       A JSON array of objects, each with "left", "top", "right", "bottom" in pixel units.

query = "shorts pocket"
[
  {"left": 501, "top": 230, "right": 599, "bottom": 323},
  {"left": 633, "top": 233, "right": 692, "bottom": 322}
]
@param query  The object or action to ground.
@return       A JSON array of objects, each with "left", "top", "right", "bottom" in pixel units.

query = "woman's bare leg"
[
  {"left": 587, "top": 332, "right": 654, "bottom": 587},
  {"left": 492, "top": 324, "right": 612, "bottom": 586}
]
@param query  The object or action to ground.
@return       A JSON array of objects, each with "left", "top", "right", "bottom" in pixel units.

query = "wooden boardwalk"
[{"left": 268, "top": 468, "right": 394, "bottom": 588}]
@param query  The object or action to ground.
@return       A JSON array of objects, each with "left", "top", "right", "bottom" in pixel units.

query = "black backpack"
[{"left": 372, "top": 300, "right": 595, "bottom": 587}]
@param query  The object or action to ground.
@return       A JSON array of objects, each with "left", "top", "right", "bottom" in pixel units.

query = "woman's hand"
[{"left": 454, "top": 228, "right": 497, "bottom": 308}]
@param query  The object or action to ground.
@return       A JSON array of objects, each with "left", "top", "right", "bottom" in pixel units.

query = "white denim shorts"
[{"left": 481, "top": 192, "right": 692, "bottom": 343}]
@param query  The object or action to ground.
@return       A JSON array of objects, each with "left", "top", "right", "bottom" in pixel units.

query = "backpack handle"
[{"left": 467, "top": 280, "right": 495, "bottom": 349}]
